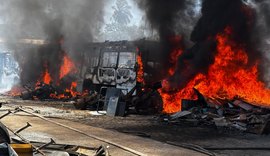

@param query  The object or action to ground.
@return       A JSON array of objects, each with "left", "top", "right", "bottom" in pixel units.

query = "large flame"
[
  {"left": 158, "top": 80, "right": 198, "bottom": 113},
  {"left": 161, "top": 27, "right": 270, "bottom": 113},
  {"left": 158, "top": 36, "right": 186, "bottom": 113},
  {"left": 43, "top": 68, "right": 52, "bottom": 85},
  {"left": 59, "top": 53, "right": 77, "bottom": 79},
  {"left": 34, "top": 53, "right": 80, "bottom": 99},
  {"left": 195, "top": 27, "right": 270, "bottom": 105}
]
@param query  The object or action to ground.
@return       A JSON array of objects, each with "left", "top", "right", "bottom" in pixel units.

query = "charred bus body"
[
  {"left": 82, "top": 41, "right": 138, "bottom": 94},
  {"left": 78, "top": 40, "right": 163, "bottom": 115}
]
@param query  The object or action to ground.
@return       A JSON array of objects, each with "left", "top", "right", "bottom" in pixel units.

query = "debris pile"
[
  {"left": 20, "top": 82, "right": 83, "bottom": 101},
  {"left": 164, "top": 89, "right": 270, "bottom": 135}
]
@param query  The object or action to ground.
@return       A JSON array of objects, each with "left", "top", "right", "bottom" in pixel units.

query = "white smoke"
[{"left": 246, "top": 0, "right": 270, "bottom": 86}]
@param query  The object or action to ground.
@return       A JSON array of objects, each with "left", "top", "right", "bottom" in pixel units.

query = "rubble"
[
  {"left": 164, "top": 90, "right": 270, "bottom": 135},
  {"left": 19, "top": 82, "right": 82, "bottom": 101},
  {"left": 74, "top": 92, "right": 98, "bottom": 110}
]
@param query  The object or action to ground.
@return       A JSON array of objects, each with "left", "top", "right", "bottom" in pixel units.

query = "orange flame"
[
  {"left": 33, "top": 53, "right": 81, "bottom": 100},
  {"left": 49, "top": 81, "right": 80, "bottom": 99},
  {"left": 6, "top": 86, "right": 24, "bottom": 96},
  {"left": 161, "top": 27, "right": 270, "bottom": 113},
  {"left": 69, "top": 81, "right": 78, "bottom": 97},
  {"left": 195, "top": 27, "right": 270, "bottom": 105},
  {"left": 43, "top": 68, "right": 52, "bottom": 85},
  {"left": 159, "top": 77, "right": 200, "bottom": 113},
  {"left": 137, "top": 54, "right": 145, "bottom": 84},
  {"left": 59, "top": 53, "right": 77, "bottom": 79},
  {"left": 35, "top": 63, "right": 51, "bottom": 87},
  {"left": 168, "top": 49, "right": 183, "bottom": 76},
  {"left": 50, "top": 93, "right": 65, "bottom": 99},
  {"left": 158, "top": 37, "right": 184, "bottom": 113}
]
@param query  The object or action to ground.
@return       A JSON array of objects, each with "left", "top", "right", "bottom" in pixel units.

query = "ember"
[
  {"left": 194, "top": 27, "right": 270, "bottom": 106},
  {"left": 68, "top": 81, "right": 79, "bottom": 97},
  {"left": 5, "top": 86, "right": 24, "bottom": 97}
]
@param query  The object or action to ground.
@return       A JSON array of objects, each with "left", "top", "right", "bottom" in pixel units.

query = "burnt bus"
[
  {"left": 78, "top": 40, "right": 163, "bottom": 114},
  {"left": 81, "top": 41, "right": 138, "bottom": 94}
]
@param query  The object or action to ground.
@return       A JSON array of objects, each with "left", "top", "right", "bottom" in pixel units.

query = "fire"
[
  {"left": 68, "top": 82, "right": 78, "bottom": 97},
  {"left": 33, "top": 53, "right": 81, "bottom": 100},
  {"left": 168, "top": 36, "right": 183, "bottom": 76},
  {"left": 49, "top": 81, "right": 79, "bottom": 99},
  {"left": 59, "top": 53, "right": 77, "bottom": 79},
  {"left": 161, "top": 27, "right": 270, "bottom": 113},
  {"left": 137, "top": 53, "right": 145, "bottom": 84},
  {"left": 5, "top": 86, "right": 24, "bottom": 96},
  {"left": 159, "top": 77, "right": 201, "bottom": 113},
  {"left": 43, "top": 68, "right": 51, "bottom": 85},
  {"left": 195, "top": 27, "right": 270, "bottom": 105},
  {"left": 34, "top": 64, "right": 51, "bottom": 88},
  {"left": 168, "top": 49, "right": 183, "bottom": 76},
  {"left": 158, "top": 36, "right": 185, "bottom": 113}
]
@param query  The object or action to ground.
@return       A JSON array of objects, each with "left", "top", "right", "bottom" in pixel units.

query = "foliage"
[
  {"left": 103, "top": 0, "right": 145, "bottom": 41},
  {"left": 112, "top": 0, "right": 133, "bottom": 25}
]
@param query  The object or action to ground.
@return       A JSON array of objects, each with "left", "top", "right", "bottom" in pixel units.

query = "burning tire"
[{"left": 0, "top": 122, "right": 10, "bottom": 144}]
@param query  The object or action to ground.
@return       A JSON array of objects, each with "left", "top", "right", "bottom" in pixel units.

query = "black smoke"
[
  {"left": 139, "top": 0, "right": 268, "bottom": 89},
  {"left": 170, "top": 0, "right": 261, "bottom": 88},
  {"left": 138, "top": 0, "right": 200, "bottom": 76},
  {"left": 2, "top": 0, "right": 105, "bottom": 86}
]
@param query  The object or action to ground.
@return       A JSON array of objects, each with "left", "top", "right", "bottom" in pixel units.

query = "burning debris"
[
  {"left": 10, "top": 40, "right": 163, "bottom": 117},
  {"left": 159, "top": 26, "right": 270, "bottom": 114},
  {"left": 163, "top": 88, "right": 270, "bottom": 135},
  {"left": 2, "top": 0, "right": 105, "bottom": 99},
  {"left": 18, "top": 42, "right": 82, "bottom": 101},
  {"left": 138, "top": 0, "right": 270, "bottom": 115}
]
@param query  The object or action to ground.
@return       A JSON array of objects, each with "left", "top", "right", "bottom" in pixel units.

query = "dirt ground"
[{"left": 1, "top": 95, "right": 270, "bottom": 156}]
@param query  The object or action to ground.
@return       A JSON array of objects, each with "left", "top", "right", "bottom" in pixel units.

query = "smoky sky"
[
  {"left": 3, "top": 0, "right": 104, "bottom": 41},
  {"left": 139, "top": 0, "right": 270, "bottom": 89},
  {"left": 138, "top": 0, "right": 201, "bottom": 75},
  {"left": 172, "top": 0, "right": 260, "bottom": 88},
  {"left": 1, "top": 0, "right": 270, "bottom": 89},
  {"left": 250, "top": 0, "right": 270, "bottom": 85},
  {"left": 1, "top": 0, "right": 105, "bottom": 85}
]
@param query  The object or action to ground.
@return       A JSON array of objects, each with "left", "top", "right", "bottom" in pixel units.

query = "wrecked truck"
[{"left": 76, "top": 40, "right": 163, "bottom": 115}]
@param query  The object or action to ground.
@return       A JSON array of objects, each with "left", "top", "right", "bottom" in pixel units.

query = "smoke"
[
  {"left": 246, "top": 0, "right": 270, "bottom": 86},
  {"left": 170, "top": 0, "right": 261, "bottom": 88},
  {"left": 138, "top": 0, "right": 270, "bottom": 89},
  {"left": 2, "top": 0, "right": 105, "bottom": 86},
  {"left": 137, "top": 0, "right": 201, "bottom": 77}
]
